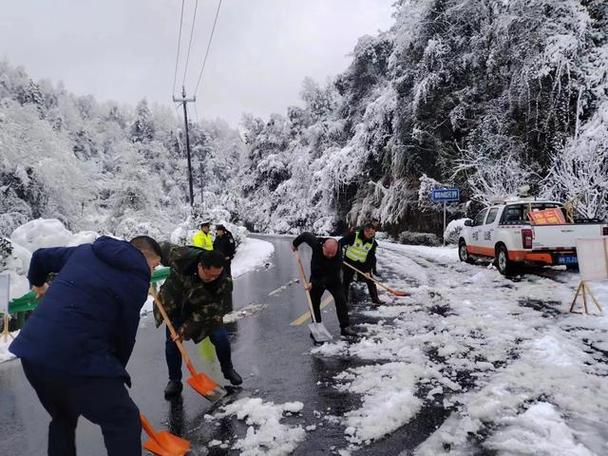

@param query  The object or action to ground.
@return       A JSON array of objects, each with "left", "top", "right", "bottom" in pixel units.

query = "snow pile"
[
  {"left": 0, "top": 330, "right": 18, "bottom": 362},
  {"left": 209, "top": 397, "right": 305, "bottom": 455},
  {"left": 3, "top": 219, "right": 99, "bottom": 300},
  {"left": 10, "top": 219, "right": 97, "bottom": 253},
  {"left": 337, "top": 362, "right": 426, "bottom": 444},
  {"left": 485, "top": 402, "right": 594, "bottom": 456},
  {"left": 11, "top": 219, "right": 75, "bottom": 251},
  {"left": 232, "top": 238, "right": 274, "bottom": 278}
]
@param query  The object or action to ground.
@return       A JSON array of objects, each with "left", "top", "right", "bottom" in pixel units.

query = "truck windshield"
[{"left": 500, "top": 203, "right": 565, "bottom": 224}]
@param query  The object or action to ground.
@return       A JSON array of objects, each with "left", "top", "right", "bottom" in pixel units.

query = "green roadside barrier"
[{"left": 2, "top": 267, "right": 172, "bottom": 329}]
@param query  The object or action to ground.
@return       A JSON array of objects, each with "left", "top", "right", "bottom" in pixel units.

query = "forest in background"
[{"left": 2, "top": 0, "right": 607, "bottom": 242}]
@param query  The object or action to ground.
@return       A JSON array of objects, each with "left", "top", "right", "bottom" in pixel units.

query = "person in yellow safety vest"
[
  {"left": 192, "top": 222, "right": 214, "bottom": 251},
  {"left": 339, "top": 222, "right": 382, "bottom": 306}
]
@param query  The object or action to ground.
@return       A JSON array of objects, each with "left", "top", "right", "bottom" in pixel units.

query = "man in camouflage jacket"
[{"left": 157, "top": 242, "right": 242, "bottom": 398}]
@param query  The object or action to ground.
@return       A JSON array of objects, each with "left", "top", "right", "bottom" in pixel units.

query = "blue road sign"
[{"left": 431, "top": 188, "right": 460, "bottom": 203}]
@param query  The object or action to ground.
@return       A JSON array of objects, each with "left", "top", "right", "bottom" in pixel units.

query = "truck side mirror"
[{"left": 464, "top": 219, "right": 473, "bottom": 227}]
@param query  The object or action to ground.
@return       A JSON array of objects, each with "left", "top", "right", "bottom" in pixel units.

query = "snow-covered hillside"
[{"left": 2, "top": 0, "right": 607, "bottom": 237}]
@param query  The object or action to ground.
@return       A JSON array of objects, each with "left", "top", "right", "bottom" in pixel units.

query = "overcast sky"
[{"left": 0, "top": 0, "right": 394, "bottom": 125}]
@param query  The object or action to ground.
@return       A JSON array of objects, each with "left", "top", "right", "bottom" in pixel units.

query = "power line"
[
  {"left": 172, "top": 0, "right": 186, "bottom": 97},
  {"left": 182, "top": 0, "right": 200, "bottom": 88},
  {"left": 193, "top": 0, "right": 223, "bottom": 96}
]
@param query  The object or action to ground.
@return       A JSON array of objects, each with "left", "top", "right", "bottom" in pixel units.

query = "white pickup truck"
[{"left": 458, "top": 199, "right": 608, "bottom": 275}]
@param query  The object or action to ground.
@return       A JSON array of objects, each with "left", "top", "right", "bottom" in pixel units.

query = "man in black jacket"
[
  {"left": 292, "top": 232, "right": 356, "bottom": 337},
  {"left": 340, "top": 223, "right": 382, "bottom": 306},
  {"left": 213, "top": 225, "right": 236, "bottom": 277}
]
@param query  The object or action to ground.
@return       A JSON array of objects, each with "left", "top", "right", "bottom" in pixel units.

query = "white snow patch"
[
  {"left": 485, "top": 402, "right": 594, "bottom": 456},
  {"left": 0, "top": 330, "right": 19, "bottom": 362},
  {"left": 210, "top": 397, "right": 305, "bottom": 456},
  {"left": 311, "top": 340, "right": 349, "bottom": 357},
  {"left": 223, "top": 302, "right": 269, "bottom": 324},
  {"left": 10, "top": 219, "right": 74, "bottom": 251},
  {"left": 336, "top": 362, "right": 426, "bottom": 444},
  {"left": 232, "top": 238, "right": 275, "bottom": 278}
]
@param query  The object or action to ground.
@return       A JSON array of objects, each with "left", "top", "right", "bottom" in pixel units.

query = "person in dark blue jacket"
[{"left": 9, "top": 235, "right": 161, "bottom": 456}]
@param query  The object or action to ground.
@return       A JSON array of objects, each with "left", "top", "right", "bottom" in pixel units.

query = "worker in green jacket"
[
  {"left": 157, "top": 243, "right": 242, "bottom": 399},
  {"left": 192, "top": 222, "right": 213, "bottom": 251}
]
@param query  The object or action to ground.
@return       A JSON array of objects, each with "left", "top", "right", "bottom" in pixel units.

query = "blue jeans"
[{"left": 165, "top": 319, "right": 232, "bottom": 382}]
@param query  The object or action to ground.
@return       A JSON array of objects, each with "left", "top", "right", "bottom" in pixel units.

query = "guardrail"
[{"left": 2, "top": 267, "right": 171, "bottom": 330}]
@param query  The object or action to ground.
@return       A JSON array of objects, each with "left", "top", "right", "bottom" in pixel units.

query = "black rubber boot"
[
  {"left": 223, "top": 367, "right": 243, "bottom": 386},
  {"left": 340, "top": 326, "right": 357, "bottom": 337},
  {"left": 164, "top": 380, "right": 183, "bottom": 399}
]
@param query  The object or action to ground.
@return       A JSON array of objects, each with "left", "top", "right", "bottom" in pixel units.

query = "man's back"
[{"left": 10, "top": 237, "right": 150, "bottom": 381}]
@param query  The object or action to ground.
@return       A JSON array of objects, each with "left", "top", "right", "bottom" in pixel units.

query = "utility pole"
[{"left": 173, "top": 86, "right": 196, "bottom": 206}]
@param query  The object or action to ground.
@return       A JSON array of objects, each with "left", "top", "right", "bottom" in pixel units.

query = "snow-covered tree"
[
  {"left": 130, "top": 99, "right": 155, "bottom": 143},
  {"left": 542, "top": 101, "right": 608, "bottom": 220}
]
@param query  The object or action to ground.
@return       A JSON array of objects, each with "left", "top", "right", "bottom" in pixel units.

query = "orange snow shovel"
[
  {"left": 149, "top": 286, "right": 226, "bottom": 402},
  {"left": 140, "top": 414, "right": 190, "bottom": 456},
  {"left": 343, "top": 262, "right": 410, "bottom": 297}
]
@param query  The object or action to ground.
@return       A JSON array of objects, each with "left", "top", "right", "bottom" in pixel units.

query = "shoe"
[
  {"left": 371, "top": 299, "right": 383, "bottom": 307},
  {"left": 222, "top": 367, "right": 243, "bottom": 386},
  {"left": 164, "top": 380, "right": 183, "bottom": 399},
  {"left": 340, "top": 326, "right": 357, "bottom": 337}
]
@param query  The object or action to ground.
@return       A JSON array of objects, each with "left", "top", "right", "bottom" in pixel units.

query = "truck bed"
[{"left": 530, "top": 223, "right": 606, "bottom": 249}]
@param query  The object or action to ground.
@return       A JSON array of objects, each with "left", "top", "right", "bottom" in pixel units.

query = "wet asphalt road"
[{"left": 0, "top": 236, "right": 416, "bottom": 456}]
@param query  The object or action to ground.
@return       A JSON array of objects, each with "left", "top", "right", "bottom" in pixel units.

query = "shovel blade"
[
  {"left": 187, "top": 374, "right": 226, "bottom": 402},
  {"left": 390, "top": 289, "right": 409, "bottom": 297},
  {"left": 308, "top": 322, "right": 333, "bottom": 343},
  {"left": 143, "top": 431, "right": 190, "bottom": 456}
]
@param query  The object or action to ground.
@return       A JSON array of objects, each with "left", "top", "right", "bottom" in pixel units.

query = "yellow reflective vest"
[
  {"left": 345, "top": 231, "right": 374, "bottom": 263},
  {"left": 192, "top": 230, "right": 213, "bottom": 251}
]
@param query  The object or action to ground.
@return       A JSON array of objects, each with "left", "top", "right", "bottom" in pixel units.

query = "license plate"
[{"left": 557, "top": 255, "right": 577, "bottom": 265}]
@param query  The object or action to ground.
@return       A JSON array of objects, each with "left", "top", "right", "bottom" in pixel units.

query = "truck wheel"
[
  {"left": 458, "top": 240, "right": 474, "bottom": 264},
  {"left": 496, "top": 245, "right": 514, "bottom": 275},
  {"left": 566, "top": 264, "right": 579, "bottom": 272}
]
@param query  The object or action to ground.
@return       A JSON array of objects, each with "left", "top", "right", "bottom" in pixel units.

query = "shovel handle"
[
  {"left": 149, "top": 286, "right": 197, "bottom": 373},
  {"left": 293, "top": 251, "right": 318, "bottom": 324},
  {"left": 343, "top": 261, "right": 408, "bottom": 296}
]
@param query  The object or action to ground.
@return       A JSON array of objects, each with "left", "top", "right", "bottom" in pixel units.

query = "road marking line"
[{"left": 290, "top": 295, "right": 333, "bottom": 326}]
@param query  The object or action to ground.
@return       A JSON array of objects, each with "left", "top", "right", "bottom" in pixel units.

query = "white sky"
[{"left": 0, "top": 0, "right": 394, "bottom": 125}]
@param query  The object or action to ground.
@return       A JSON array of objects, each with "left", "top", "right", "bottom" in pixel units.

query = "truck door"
[
  {"left": 480, "top": 207, "right": 500, "bottom": 251},
  {"left": 469, "top": 208, "right": 488, "bottom": 255}
]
